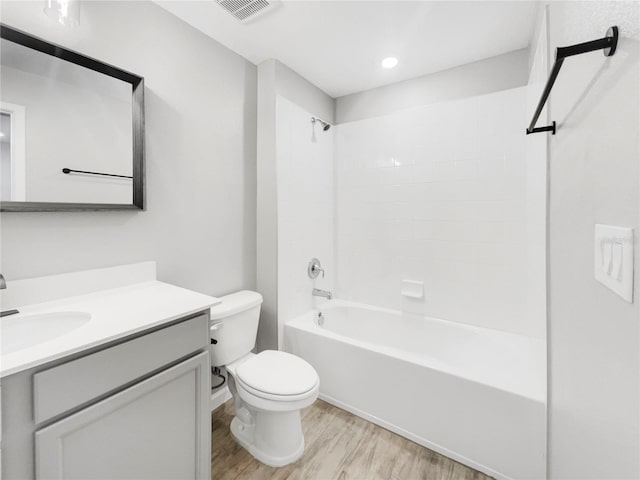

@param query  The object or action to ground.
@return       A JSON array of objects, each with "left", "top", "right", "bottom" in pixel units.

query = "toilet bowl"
[{"left": 209, "top": 291, "right": 319, "bottom": 467}]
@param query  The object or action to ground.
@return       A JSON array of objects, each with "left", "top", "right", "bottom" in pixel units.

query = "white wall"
[
  {"left": 0, "top": 1, "right": 257, "bottom": 298},
  {"left": 276, "top": 97, "right": 334, "bottom": 347},
  {"left": 272, "top": 61, "right": 335, "bottom": 124},
  {"left": 336, "top": 49, "right": 529, "bottom": 124},
  {"left": 334, "top": 87, "right": 545, "bottom": 338},
  {"left": 256, "top": 60, "right": 279, "bottom": 351},
  {"left": 1, "top": 64, "right": 132, "bottom": 204},
  {"left": 256, "top": 59, "right": 335, "bottom": 351},
  {"left": 545, "top": 2, "right": 640, "bottom": 478}
]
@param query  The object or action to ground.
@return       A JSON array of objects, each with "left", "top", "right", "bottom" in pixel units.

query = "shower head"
[{"left": 311, "top": 117, "right": 331, "bottom": 131}]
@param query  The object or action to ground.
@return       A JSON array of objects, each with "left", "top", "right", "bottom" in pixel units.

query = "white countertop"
[{"left": 0, "top": 281, "right": 220, "bottom": 378}]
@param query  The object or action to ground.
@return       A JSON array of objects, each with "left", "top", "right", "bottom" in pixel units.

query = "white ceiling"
[{"left": 156, "top": 1, "right": 538, "bottom": 98}]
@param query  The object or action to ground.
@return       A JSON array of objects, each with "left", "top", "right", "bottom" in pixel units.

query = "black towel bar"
[
  {"left": 62, "top": 168, "right": 133, "bottom": 179},
  {"left": 526, "top": 26, "right": 618, "bottom": 135}
]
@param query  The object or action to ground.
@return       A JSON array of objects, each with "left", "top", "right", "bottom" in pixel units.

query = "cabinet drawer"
[{"left": 33, "top": 313, "right": 209, "bottom": 424}]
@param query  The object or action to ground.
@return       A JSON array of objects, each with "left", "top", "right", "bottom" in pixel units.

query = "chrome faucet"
[
  {"left": 0, "top": 274, "right": 19, "bottom": 317},
  {"left": 312, "top": 288, "right": 332, "bottom": 300}
]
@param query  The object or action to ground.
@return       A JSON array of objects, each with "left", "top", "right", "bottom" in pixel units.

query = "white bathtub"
[{"left": 284, "top": 300, "right": 546, "bottom": 480}]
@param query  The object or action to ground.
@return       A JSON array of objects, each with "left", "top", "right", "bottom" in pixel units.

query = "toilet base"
[{"left": 230, "top": 407, "right": 305, "bottom": 467}]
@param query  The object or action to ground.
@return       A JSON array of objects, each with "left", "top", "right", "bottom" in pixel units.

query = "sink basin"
[{"left": 1, "top": 311, "right": 91, "bottom": 355}]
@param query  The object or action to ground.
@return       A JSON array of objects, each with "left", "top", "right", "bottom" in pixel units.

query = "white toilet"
[{"left": 209, "top": 291, "right": 319, "bottom": 467}]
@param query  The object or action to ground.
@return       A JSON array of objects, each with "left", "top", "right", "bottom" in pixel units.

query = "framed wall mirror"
[{"left": 0, "top": 24, "right": 144, "bottom": 212}]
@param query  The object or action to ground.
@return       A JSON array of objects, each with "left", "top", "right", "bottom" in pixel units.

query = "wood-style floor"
[{"left": 211, "top": 399, "right": 493, "bottom": 480}]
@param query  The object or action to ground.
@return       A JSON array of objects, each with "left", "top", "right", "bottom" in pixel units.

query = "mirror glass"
[{"left": 0, "top": 28, "right": 143, "bottom": 210}]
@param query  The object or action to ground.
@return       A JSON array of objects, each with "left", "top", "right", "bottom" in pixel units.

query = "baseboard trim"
[{"left": 211, "top": 386, "right": 232, "bottom": 411}]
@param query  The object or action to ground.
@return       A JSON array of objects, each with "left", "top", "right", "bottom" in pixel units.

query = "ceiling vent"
[{"left": 216, "top": 0, "right": 280, "bottom": 23}]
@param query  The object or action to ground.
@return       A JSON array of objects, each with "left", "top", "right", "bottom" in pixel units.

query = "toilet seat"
[
  {"left": 235, "top": 350, "right": 319, "bottom": 400},
  {"left": 234, "top": 376, "right": 319, "bottom": 413}
]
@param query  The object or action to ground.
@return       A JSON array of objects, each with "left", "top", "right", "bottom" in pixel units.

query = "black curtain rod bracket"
[
  {"left": 526, "top": 26, "right": 618, "bottom": 135},
  {"left": 62, "top": 168, "right": 133, "bottom": 179}
]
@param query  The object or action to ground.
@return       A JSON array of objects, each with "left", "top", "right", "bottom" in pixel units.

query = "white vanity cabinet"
[{"left": 1, "top": 311, "right": 211, "bottom": 480}]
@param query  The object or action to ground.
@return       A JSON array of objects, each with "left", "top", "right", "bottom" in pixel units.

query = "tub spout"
[{"left": 312, "top": 288, "right": 332, "bottom": 300}]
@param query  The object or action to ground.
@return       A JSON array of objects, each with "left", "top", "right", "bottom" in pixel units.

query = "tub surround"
[
  {"left": 334, "top": 87, "right": 544, "bottom": 339},
  {"left": 275, "top": 97, "right": 335, "bottom": 349},
  {"left": 0, "top": 262, "right": 220, "bottom": 377}
]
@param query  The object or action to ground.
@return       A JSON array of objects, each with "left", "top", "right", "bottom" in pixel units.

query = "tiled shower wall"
[
  {"left": 276, "top": 97, "right": 334, "bottom": 346},
  {"left": 334, "top": 87, "right": 545, "bottom": 338}
]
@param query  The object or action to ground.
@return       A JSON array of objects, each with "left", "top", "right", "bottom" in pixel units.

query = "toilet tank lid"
[{"left": 210, "top": 290, "right": 263, "bottom": 320}]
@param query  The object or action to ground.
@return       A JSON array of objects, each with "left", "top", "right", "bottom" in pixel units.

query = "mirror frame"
[{"left": 0, "top": 24, "right": 145, "bottom": 212}]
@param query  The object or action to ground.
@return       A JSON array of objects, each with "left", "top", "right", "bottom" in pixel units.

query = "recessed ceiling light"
[{"left": 381, "top": 57, "right": 398, "bottom": 69}]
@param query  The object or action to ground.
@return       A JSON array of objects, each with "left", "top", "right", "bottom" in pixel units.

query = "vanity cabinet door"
[{"left": 35, "top": 352, "right": 210, "bottom": 480}]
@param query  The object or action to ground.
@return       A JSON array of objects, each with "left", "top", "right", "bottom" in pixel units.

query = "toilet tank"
[{"left": 209, "top": 290, "right": 263, "bottom": 367}]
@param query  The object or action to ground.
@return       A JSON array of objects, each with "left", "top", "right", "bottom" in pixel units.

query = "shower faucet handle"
[{"left": 308, "top": 258, "right": 325, "bottom": 279}]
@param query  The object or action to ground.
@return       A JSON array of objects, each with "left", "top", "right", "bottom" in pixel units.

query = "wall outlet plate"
[{"left": 594, "top": 224, "right": 634, "bottom": 303}]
